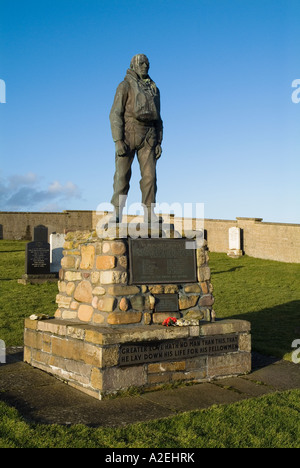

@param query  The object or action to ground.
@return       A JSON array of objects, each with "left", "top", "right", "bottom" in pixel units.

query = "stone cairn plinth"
[
  {"left": 54, "top": 230, "right": 214, "bottom": 326},
  {"left": 24, "top": 227, "right": 251, "bottom": 400}
]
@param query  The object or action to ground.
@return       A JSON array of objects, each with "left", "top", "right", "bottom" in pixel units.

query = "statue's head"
[{"left": 130, "top": 54, "right": 149, "bottom": 79}]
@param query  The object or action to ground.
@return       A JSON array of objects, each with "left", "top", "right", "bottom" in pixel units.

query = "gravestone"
[
  {"left": 0, "top": 339, "right": 5, "bottom": 364},
  {"left": 227, "top": 227, "right": 243, "bottom": 258},
  {"left": 50, "top": 233, "right": 65, "bottom": 273},
  {"left": 0, "top": 224, "right": 3, "bottom": 240},
  {"left": 34, "top": 225, "right": 48, "bottom": 242},
  {"left": 26, "top": 225, "right": 50, "bottom": 274},
  {"left": 25, "top": 241, "right": 50, "bottom": 275},
  {"left": 18, "top": 225, "right": 57, "bottom": 284}
]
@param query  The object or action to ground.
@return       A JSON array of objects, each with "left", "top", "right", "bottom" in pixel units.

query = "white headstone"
[
  {"left": 0, "top": 339, "right": 6, "bottom": 364},
  {"left": 50, "top": 233, "right": 66, "bottom": 273},
  {"left": 227, "top": 227, "right": 243, "bottom": 257},
  {"left": 229, "top": 227, "right": 241, "bottom": 250}
]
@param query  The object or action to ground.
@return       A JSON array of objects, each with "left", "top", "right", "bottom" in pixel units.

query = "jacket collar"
[{"left": 125, "top": 68, "right": 151, "bottom": 83}]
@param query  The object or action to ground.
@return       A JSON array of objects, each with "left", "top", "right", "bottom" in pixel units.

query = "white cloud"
[
  {"left": 48, "top": 181, "right": 64, "bottom": 194},
  {"left": 0, "top": 172, "right": 82, "bottom": 211},
  {"left": 39, "top": 202, "right": 62, "bottom": 212},
  {"left": 48, "top": 181, "right": 81, "bottom": 197},
  {"left": 8, "top": 172, "right": 38, "bottom": 189}
]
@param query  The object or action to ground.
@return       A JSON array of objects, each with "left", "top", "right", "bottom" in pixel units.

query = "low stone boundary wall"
[{"left": 1, "top": 211, "right": 299, "bottom": 263}]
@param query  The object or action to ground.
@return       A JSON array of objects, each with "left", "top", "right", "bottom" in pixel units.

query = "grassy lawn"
[
  {"left": 0, "top": 240, "right": 300, "bottom": 448},
  {"left": 0, "top": 390, "right": 299, "bottom": 448},
  {"left": 0, "top": 241, "right": 58, "bottom": 346},
  {"left": 1, "top": 240, "right": 299, "bottom": 358},
  {"left": 210, "top": 253, "right": 300, "bottom": 360}
]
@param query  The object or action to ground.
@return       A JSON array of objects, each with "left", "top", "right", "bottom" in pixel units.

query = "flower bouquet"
[{"left": 162, "top": 317, "right": 178, "bottom": 327}]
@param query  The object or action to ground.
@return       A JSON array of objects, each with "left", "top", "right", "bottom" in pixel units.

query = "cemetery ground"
[{"left": 0, "top": 240, "right": 299, "bottom": 448}]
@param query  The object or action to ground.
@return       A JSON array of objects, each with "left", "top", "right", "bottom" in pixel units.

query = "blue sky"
[{"left": 0, "top": 0, "right": 299, "bottom": 223}]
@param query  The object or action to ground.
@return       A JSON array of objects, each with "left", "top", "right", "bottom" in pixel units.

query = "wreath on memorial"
[{"left": 162, "top": 317, "right": 178, "bottom": 327}]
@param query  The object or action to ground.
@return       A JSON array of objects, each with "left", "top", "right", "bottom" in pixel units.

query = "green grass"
[
  {"left": 1, "top": 241, "right": 299, "bottom": 358},
  {"left": 0, "top": 241, "right": 57, "bottom": 346},
  {"left": 0, "top": 240, "right": 300, "bottom": 448},
  {"left": 0, "top": 390, "right": 299, "bottom": 448},
  {"left": 210, "top": 253, "right": 300, "bottom": 360}
]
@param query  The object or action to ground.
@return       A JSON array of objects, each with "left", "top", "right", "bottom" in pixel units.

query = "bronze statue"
[{"left": 109, "top": 54, "right": 163, "bottom": 223}]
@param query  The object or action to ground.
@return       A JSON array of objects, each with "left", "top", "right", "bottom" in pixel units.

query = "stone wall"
[
  {"left": 54, "top": 230, "right": 215, "bottom": 327},
  {"left": 235, "top": 218, "right": 300, "bottom": 263},
  {"left": 1, "top": 210, "right": 300, "bottom": 263},
  {"left": 0, "top": 210, "right": 93, "bottom": 241}
]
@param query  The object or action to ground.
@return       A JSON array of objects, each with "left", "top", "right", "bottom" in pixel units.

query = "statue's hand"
[
  {"left": 115, "top": 140, "right": 129, "bottom": 157},
  {"left": 155, "top": 144, "right": 162, "bottom": 160}
]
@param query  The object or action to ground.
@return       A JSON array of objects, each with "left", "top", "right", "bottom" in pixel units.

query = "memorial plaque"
[
  {"left": 129, "top": 238, "right": 197, "bottom": 284},
  {"left": 154, "top": 294, "right": 179, "bottom": 312},
  {"left": 0, "top": 224, "right": 3, "bottom": 240},
  {"left": 119, "top": 334, "right": 239, "bottom": 366},
  {"left": 25, "top": 241, "right": 50, "bottom": 275}
]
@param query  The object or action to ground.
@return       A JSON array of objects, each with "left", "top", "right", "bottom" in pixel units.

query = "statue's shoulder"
[
  {"left": 116, "top": 78, "right": 130, "bottom": 92},
  {"left": 123, "top": 69, "right": 136, "bottom": 85},
  {"left": 150, "top": 79, "right": 159, "bottom": 94}
]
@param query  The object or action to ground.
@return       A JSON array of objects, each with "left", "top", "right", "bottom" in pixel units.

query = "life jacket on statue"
[{"left": 124, "top": 69, "right": 161, "bottom": 123}]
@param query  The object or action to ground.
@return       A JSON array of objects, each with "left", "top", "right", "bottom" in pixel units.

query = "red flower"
[{"left": 162, "top": 317, "right": 178, "bottom": 327}]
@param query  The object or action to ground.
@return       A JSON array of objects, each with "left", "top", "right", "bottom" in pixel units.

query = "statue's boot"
[
  {"left": 143, "top": 206, "right": 160, "bottom": 224},
  {"left": 108, "top": 207, "right": 123, "bottom": 224}
]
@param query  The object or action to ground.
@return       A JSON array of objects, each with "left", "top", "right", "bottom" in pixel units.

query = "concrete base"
[
  {"left": 24, "top": 318, "right": 251, "bottom": 400},
  {"left": 18, "top": 274, "right": 58, "bottom": 285},
  {"left": 227, "top": 249, "right": 243, "bottom": 258}
]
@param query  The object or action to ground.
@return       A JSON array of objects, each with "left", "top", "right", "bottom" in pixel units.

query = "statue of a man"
[{"left": 109, "top": 54, "right": 163, "bottom": 223}]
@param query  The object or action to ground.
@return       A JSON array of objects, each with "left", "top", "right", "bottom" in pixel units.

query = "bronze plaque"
[
  {"left": 119, "top": 334, "right": 239, "bottom": 366},
  {"left": 129, "top": 238, "right": 197, "bottom": 284},
  {"left": 154, "top": 294, "right": 179, "bottom": 312}
]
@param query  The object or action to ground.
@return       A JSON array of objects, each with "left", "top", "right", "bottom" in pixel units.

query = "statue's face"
[{"left": 133, "top": 55, "right": 149, "bottom": 79}]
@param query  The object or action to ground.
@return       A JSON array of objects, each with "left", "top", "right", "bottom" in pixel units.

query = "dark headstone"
[
  {"left": 0, "top": 224, "right": 3, "bottom": 240},
  {"left": 25, "top": 241, "right": 50, "bottom": 275},
  {"left": 20, "top": 227, "right": 57, "bottom": 283},
  {"left": 34, "top": 225, "right": 48, "bottom": 243}
]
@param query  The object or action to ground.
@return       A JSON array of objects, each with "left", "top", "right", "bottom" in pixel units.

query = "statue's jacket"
[{"left": 109, "top": 69, "right": 163, "bottom": 150}]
